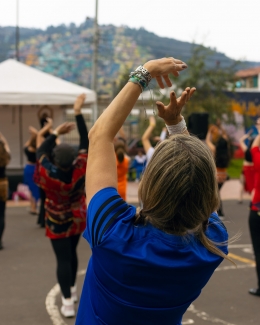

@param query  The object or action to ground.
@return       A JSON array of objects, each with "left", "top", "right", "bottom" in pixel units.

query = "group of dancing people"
[{"left": 0, "top": 57, "right": 259, "bottom": 324}]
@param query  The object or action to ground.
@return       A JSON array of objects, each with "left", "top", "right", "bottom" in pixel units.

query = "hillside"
[{"left": 0, "top": 19, "right": 259, "bottom": 96}]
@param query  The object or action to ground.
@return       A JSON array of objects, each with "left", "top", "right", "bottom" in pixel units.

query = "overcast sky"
[{"left": 1, "top": 0, "right": 259, "bottom": 62}]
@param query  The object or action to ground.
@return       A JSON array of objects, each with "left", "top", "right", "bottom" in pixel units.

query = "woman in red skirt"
[{"left": 239, "top": 132, "right": 255, "bottom": 203}]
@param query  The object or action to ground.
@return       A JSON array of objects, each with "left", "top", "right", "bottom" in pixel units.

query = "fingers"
[
  {"left": 178, "top": 91, "right": 188, "bottom": 107},
  {"left": 163, "top": 75, "right": 172, "bottom": 87},
  {"left": 169, "top": 91, "right": 177, "bottom": 107},
  {"left": 155, "top": 76, "right": 165, "bottom": 89},
  {"left": 156, "top": 101, "right": 165, "bottom": 117}
]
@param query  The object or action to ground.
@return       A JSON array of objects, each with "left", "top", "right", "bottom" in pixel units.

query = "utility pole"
[
  {"left": 16, "top": 0, "right": 20, "bottom": 61},
  {"left": 91, "top": 0, "right": 99, "bottom": 122}
]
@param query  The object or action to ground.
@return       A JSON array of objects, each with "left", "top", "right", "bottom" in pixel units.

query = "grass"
[{"left": 227, "top": 159, "right": 243, "bottom": 179}]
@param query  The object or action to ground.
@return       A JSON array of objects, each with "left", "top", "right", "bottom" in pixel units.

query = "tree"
[{"left": 174, "top": 44, "right": 237, "bottom": 124}]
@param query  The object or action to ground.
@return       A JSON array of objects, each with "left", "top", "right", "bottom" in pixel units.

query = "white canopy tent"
[
  {"left": 0, "top": 59, "right": 96, "bottom": 169},
  {"left": 0, "top": 59, "right": 96, "bottom": 105}
]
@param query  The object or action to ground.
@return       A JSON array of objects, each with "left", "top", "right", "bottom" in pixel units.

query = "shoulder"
[
  {"left": 84, "top": 187, "right": 135, "bottom": 248},
  {"left": 206, "top": 212, "right": 228, "bottom": 254}
]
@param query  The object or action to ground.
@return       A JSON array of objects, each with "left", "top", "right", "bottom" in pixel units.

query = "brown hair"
[
  {"left": 0, "top": 141, "right": 10, "bottom": 167},
  {"left": 137, "top": 134, "right": 232, "bottom": 263},
  {"left": 115, "top": 141, "right": 126, "bottom": 164}
]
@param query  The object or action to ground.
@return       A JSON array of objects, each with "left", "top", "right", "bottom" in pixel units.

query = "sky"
[{"left": 1, "top": 0, "right": 260, "bottom": 62}]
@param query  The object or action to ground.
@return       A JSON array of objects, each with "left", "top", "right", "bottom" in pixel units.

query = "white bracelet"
[{"left": 166, "top": 118, "right": 187, "bottom": 135}]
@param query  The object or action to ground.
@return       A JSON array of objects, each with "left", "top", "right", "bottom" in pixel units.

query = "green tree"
[{"left": 174, "top": 45, "right": 237, "bottom": 124}]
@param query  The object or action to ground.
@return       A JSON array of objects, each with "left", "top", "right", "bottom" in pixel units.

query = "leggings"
[
  {"left": 249, "top": 210, "right": 260, "bottom": 288},
  {"left": 37, "top": 188, "right": 45, "bottom": 227},
  {"left": 0, "top": 201, "right": 6, "bottom": 244},
  {"left": 217, "top": 183, "right": 224, "bottom": 217},
  {"left": 50, "top": 234, "right": 81, "bottom": 298}
]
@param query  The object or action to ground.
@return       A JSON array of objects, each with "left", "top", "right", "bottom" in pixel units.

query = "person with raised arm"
[
  {"left": 76, "top": 58, "right": 230, "bottom": 325},
  {"left": 247, "top": 133, "right": 260, "bottom": 296},
  {"left": 238, "top": 131, "right": 255, "bottom": 203},
  {"left": 35, "top": 94, "right": 89, "bottom": 317},
  {"left": 0, "top": 132, "right": 10, "bottom": 250},
  {"left": 23, "top": 126, "right": 40, "bottom": 214}
]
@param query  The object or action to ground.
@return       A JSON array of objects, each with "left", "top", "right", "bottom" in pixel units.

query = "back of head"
[
  {"left": 138, "top": 134, "right": 219, "bottom": 236},
  {"left": 114, "top": 141, "right": 126, "bottom": 164},
  {"left": 53, "top": 143, "right": 76, "bottom": 169}
]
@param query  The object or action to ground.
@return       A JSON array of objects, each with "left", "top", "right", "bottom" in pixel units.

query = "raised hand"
[
  {"left": 29, "top": 126, "right": 38, "bottom": 135},
  {"left": 143, "top": 57, "right": 188, "bottom": 89},
  {"left": 74, "top": 93, "right": 86, "bottom": 114},
  {"left": 54, "top": 122, "right": 75, "bottom": 135},
  {"left": 156, "top": 87, "right": 196, "bottom": 125},
  {"left": 149, "top": 115, "right": 156, "bottom": 127}
]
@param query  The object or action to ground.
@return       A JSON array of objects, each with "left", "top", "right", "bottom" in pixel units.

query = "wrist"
[
  {"left": 164, "top": 115, "right": 183, "bottom": 126},
  {"left": 165, "top": 117, "right": 187, "bottom": 135},
  {"left": 53, "top": 130, "right": 59, "bottom": 137}
]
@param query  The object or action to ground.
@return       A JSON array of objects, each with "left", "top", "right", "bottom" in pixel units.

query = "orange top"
[{"left": 116, "top": 155, "right": 129, "bottom": 200}]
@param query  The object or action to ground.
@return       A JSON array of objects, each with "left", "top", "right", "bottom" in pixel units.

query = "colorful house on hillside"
[{"left": 230, "top": 67, "right": 260, "bottom": 119}]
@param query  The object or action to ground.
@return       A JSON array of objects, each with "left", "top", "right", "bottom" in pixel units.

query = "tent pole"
[
  {"left": 19, "top": 106, "right": 23, "bottom": 166},
  {"left": 16, "top": 0, "right": 20, "bottom": 61}
]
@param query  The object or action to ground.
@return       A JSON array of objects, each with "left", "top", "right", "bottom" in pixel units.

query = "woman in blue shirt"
[{"left": 76, "top": 58, "right": 231, "bottom": 325}]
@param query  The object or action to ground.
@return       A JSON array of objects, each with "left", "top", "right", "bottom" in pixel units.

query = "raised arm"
[
  {"left": 206, "top": 127, "right": 216, "bottom": 155},
  {"left": 0, "top": 132, "right": 11, "bottom": 155},
  {"left": 239, "top": 133, "right": 251, "bottom": 153},
  {"left": 86, "top": 57, "right": 189, "bottom": 204},
  {"left": 252, "top": 134, "right": 260, "bottom": 149},
  {"left": 24, "top": 126, "right": 38, "bottom": 148},
  {"left": 142, "top": 116, "right": 156, "bottom": 154},
  {"left": 73, "top": 94, "right": 89, "bottom": 153},
  {"left": 37, "top": 122, "right": 75, "bottom": 161},
  {"left": 36, "top": 118, "right": 53, "bottom": 149}
]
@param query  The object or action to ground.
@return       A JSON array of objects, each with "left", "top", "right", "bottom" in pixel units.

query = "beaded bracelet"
[
  {"left": 166, "top": 117, "right": 187, "bottom": 135},
  {"left": 129, "top": 65, "right": 152, "bottom": 92}
]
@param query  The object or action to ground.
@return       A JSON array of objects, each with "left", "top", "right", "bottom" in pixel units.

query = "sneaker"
[
  {"left": 60, "top": 297, "right": 75, "bottom": 318},
  {"left": 71, "top": 285, "right": 78, "bottom": 303}
]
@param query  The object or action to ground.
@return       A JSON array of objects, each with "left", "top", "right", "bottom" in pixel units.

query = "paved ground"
[{"left": 1, "top": 180, "right": 259, "bottom": 325}]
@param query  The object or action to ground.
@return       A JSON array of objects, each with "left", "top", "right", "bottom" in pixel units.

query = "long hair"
[
  {"left": 137, "top": 134, "right": 232, "bottom": 263},
  {"left": 0, "top": 141, "right": 10, "bottom": 167},
  {"left": 215, "top": 136, "right": 230, "bottom": 168}
]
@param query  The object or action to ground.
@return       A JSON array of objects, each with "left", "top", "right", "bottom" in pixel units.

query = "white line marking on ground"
[
  {"left": 242, "top": 247, "right": 253, "bottom": 254},
  {"left": 187, "top": 304, "right": 235, "bottom": 325},
  {"left": 182, "top": 319, "right": 195, "bottom": 324},
  {"left": 46, "top": 283, "right": 67, "bottom": 325},
  {"left": 228, "top": 244, "right": 252, "bottom": 249}
]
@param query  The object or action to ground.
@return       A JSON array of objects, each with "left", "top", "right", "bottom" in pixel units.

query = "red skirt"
[{"left": 243, "top": 165, "right": 255, "bottom": 193}]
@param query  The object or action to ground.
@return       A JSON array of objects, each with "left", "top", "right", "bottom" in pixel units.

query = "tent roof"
[{"left": 0, "top": 59, "right": 96, "bottom": 105}]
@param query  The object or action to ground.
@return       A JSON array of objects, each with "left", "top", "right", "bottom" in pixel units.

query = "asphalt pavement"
[{"left": 1, "top": 181, "right": 259, "bottom": 325}]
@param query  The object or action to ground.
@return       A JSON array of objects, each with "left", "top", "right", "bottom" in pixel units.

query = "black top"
[
  {"left": 0, "top": 166, "right": 5, "bottom": 178},
  {"left": 36, "top": 114, "right": 88, "bottom": 184},
  {"left": 24, "top": 146, "right": 36, "bottom": 163}
]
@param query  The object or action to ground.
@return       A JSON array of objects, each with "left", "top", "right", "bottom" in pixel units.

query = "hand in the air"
[
  {"left": 74, "top": 94, "right": 86, "bottom": 114},
  {"left": 55, "top": 122, "right": 75, "bottom": 135},
  {"left": 144, "top": 57, "right": 188, "bottom": 89},
  {"left": 156, "top": 87, "right": 196, "bottom": 125}
]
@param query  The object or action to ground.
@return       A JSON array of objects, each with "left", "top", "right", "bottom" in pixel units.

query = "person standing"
[
  {"left": 24, "top": 126, "right": 40, "bottom": 214},
  {"left": 206, "top": 125, "right": 230, "bottom": 219},
  {"left": 238, "top": 132, "right": 255, "bottom": 203},
  {"left": 76, "top": 58, "right": 230, "bottom": 325},
  {"left": 248, "top": 133, "right": 260, "bottom": 296},
  {"left": 35, "top": 94, "right": 88, "bottom": 317},
  {"left": 0, "top": 132, "right": 11, "bottom": 250}
]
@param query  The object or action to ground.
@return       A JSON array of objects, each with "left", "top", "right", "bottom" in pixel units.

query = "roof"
[
  {"left": 0, "top": 59, "right": 96, "bottom": 105},
  {"left": 236, "top": 66, "right": 260, "bottom": 78}
]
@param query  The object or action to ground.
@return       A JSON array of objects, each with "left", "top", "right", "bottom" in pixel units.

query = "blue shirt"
[{"left": 76, "top": 187, "right": 228, "bottom": 325}]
